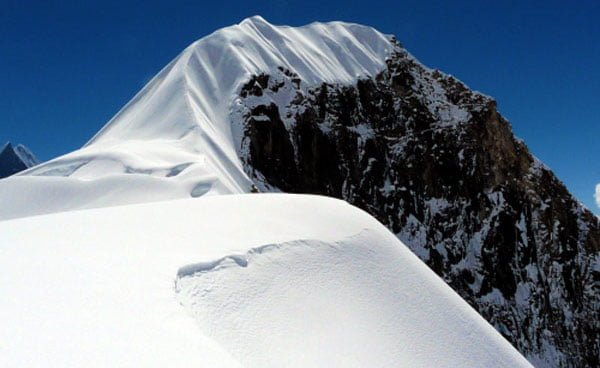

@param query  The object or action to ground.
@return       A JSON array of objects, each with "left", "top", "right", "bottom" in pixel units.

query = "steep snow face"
[
  {"left": 0, "top": 16, "right": 393, "bottom": 220},
  {"left": 0, "top": 194, "right": 531, "bottom": 367},
  {"left": 87, "top": 15, "right": 392, "bottom": 145}
]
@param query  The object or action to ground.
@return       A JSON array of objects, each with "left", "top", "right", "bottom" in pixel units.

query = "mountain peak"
[
  {"left": 57, "top": 18, "right": 398, "bottom": 199},
  {"left": 239, "top": 15, "right": 269, "bottom": 26},
  {"left": 1, "top": 141, "right": 13, "bottom": 152},
  {"left": 1, "top": 19, "right": 597, "bottom": 366},
  {"left": 0, "top": 142, "right": 38, "bottom": 178}
]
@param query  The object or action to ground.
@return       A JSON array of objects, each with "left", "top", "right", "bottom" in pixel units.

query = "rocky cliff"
[{"left": 236, "top": 39, "right": 599, "bottom": 367}]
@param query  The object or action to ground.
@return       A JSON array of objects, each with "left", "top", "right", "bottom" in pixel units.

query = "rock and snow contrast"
[
  {"left": 0, "top": 142, "right": 38, "bottom": 178},
  {"left": 0, "top": 16, "right": 597, "bottom": 367},
  {"left": 0, "top": 16, "right": 394, "bottom": 220}
]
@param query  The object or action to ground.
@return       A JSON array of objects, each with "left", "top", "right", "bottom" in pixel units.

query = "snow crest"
[
  {"left": 175, "top": 228, "right": 531, "bottom": 367},
  {"left": 2, "top": 16, "right": 393, "bottom": 220}
]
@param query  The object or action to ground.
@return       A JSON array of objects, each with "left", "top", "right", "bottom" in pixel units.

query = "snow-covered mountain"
[
  {"left": 0, "top": 142, "right": 38, "bottom": 178},
  {"left": 0, "top": 16, "right": 597, "bottom": 367},
  {"left": 0, "top": 16, "right": 394, "bottom": 219}
]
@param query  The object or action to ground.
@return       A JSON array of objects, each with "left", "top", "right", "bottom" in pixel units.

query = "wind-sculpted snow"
[
  {"left": 176, "top": 232, "right": 530, "bottom": 367},
  {"left": 176, "top": 244, "right": 279, "bottom": 277},
  {"left": 1, "top": 16, "right": 394, "bottom": 219},
  {"left": 0, "top": 194, "right": 530, "bottom": 367}
]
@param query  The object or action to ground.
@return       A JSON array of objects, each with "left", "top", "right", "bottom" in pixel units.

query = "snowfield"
[{"left": 0, "top": 194, "right": 530, "bottom": 367}]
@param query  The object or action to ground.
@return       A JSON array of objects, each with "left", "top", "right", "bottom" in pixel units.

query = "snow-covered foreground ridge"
[
  {"left": 0, "top": 194, "right": 530, "bottom": 367},
  {"left": 0, "top": 16, "right": 394, "bottom": 220}
]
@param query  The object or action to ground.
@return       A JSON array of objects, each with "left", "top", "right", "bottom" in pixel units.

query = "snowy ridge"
[
  {"left": 87, "top": 15, "right": 392, "bottom": 144},
  {"left": 2, "top": 16, "right": 393, "bottom": 220},
  {"left": 0, "top": 194, "right": 531, "bottom": 367}
]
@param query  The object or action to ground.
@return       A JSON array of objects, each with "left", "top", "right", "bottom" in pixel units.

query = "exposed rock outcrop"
[{"left": 236, "top": 41, "right": 600, "bottom": 367}]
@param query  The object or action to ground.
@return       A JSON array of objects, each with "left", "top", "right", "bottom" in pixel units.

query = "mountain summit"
[
  {"left": 0, "top": 17, "right": 396, "bottom": 217},
  {"left": 0, "top": 17, "right": 597, "bottom": 367}
]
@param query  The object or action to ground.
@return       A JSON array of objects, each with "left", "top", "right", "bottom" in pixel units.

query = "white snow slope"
[
  {"left": 0, "top": 16, "right": 393, "bottom": 220},
  {"left": 0, "top": 194, "right": 530, "bottom": 367}
]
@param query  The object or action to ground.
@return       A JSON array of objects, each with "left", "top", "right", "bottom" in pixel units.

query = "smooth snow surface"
[
  {"left": 0, "top": 194, "right": 530, "bottom": 367},
  {"left": 0, "top": 16, "right": 393, "bottom": 220}
]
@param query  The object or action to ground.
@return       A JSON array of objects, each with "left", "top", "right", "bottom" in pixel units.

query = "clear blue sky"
[{"left": 1, "top": 0, "right": 598, "bottom": 214}]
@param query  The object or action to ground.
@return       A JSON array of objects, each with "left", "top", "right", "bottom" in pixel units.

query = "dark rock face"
[
  {"left": 234, "top": 41, "right": 600, "bottom": 367},
  {"left": 0, "top": 143, "right": 38, "bottom": 178}
]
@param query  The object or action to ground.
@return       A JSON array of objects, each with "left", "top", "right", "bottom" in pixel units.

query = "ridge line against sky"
[{"left": 1, "top": 0, "right": 598, "bottom": 214}]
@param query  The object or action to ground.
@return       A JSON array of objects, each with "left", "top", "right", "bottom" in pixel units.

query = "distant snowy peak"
[
  {"left": 0, "top": 142, "right": 39, "bottom": 178},
  {"left": 13, "top": 144, "right": 38, "bottom": 167}
]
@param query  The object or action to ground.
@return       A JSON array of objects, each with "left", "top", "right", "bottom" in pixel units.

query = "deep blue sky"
[{"left": 1, "top": 1, "right": 598, "bottom": 213}]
